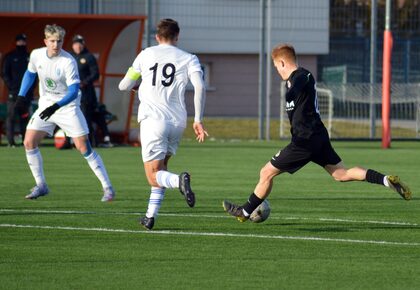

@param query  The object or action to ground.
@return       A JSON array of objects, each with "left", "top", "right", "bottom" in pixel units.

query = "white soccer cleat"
[
  {"left": 101, "top": 186, "right": 115, "bottom": 202},
  {"left": 25, "top": 184, "right": 49, "bottom": 200}
]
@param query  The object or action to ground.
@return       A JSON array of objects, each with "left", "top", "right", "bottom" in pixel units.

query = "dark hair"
[{"left": 156, "top": 18, "right": 180, "bottom": 41}]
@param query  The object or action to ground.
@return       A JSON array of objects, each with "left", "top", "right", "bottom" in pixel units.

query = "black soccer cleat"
[
  {"left": 179, "top": 172, "right": 195, "bottom": 207},
  {"left": 222, "top": 200, "right": 249, "bottom": 222},
  {"left": 139, "top": 216, "right": 155, "bottom": 230},
  {"left": 387, "top": 175, "right": 412, "bottom": 200}
]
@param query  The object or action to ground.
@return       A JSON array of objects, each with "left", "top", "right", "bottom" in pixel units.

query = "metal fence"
[{"left": 280, "top": 83, "right": 420, "bottom": 139}]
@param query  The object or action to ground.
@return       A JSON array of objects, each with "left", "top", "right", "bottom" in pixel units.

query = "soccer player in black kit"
[{"left": 223, "top": 44, "right": 411, "bottom": 222}]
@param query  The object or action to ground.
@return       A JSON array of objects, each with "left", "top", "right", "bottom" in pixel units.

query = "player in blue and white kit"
[
  {"left": 15, "top": 24, "right": 115, "bottom": 201},
  {"left": 119, "top": 19, "right": 207, "bottom": 230}
]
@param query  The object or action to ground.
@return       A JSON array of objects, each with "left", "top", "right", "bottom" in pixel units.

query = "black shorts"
[{"left": 270, "top": 133, "right": 341, "bottom": 174}]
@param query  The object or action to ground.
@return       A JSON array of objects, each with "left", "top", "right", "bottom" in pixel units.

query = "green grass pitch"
[{"left": 1, "top": 140, "right": 419, "bottom": 289}]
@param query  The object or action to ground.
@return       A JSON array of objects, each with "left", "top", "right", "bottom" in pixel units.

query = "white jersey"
[
  {"left": 28, "top": 47, "right": 80, "bottom": 108},
  {"left": 132, "top": 44, "right": 202, "bottom": 128}
]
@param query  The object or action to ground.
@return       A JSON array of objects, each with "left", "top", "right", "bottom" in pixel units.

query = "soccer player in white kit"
[
  {"left": 15, "top": 24, "right": 115, "bottom": 201},
  {"left": 119, "top": 19, "right": 207, "bottom": 230}
]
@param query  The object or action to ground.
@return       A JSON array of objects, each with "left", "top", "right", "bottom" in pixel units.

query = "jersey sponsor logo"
[
  {"left": 286, "top": 100, "right": 295, "bottom": 111},
  {"left": 45, "top": 78, "right": 57, "bottom": 90}
]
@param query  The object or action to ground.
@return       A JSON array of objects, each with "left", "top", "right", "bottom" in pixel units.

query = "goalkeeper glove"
[{"left": 39, "top": 103, "right": 60, "bottom": 121}]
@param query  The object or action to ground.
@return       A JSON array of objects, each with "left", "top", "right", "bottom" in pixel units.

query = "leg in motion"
[
  {"left": 23, "top": 130, "right": 49, "bottom": 199},
  {"left": 73, "top": 135, "right": 115, "bottom": 201},
  {"left": 324, "top": 162, "right": 411, "bottom": 200},
  {"left": 223, "top": 162, "right": 281, "bottom": 222}
]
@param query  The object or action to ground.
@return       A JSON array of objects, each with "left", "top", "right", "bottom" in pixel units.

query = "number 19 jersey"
[{"left": 131, "top": 44, "right": 202, "bottom": 128}]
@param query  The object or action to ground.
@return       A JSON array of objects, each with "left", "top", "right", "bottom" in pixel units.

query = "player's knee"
[
  {"left": 146, "top": 172, "right": 159, "bottom": 187},
  {"left": 23, "top": 138, "right": 36, "bottom": 150},
  {"left": 332, "top": 171, "right": 348, "bottom": 182}
]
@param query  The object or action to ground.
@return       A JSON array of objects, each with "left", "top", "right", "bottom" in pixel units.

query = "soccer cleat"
[
  {"left": 222, "top": 200, "right": 249, "bottom": 222},
  {"left": 139, "top": 216, "right": 155, "bottom": 230},
  {"left": 387, "top": 175, "right": 411, "bottom": 200},
  {"left": 101, "top": 186, "right": 115, "bottom": 202},
  {"left": 179, "top": 172, "right": 195, "bottom": 207},
  {"left": 25, "top": 184, "right": 49, "bottom": 200}
]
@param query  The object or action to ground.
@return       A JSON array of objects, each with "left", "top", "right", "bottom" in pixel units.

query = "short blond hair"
[
  {"left": 271, "top": 44, "right": 296, "bottom": 63},
  {"left": 44, "top": 24, "right": 65, "bottom": 40}
]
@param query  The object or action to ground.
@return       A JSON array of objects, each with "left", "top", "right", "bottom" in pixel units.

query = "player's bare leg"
[
  {"left": 73, "top": 135, "right": 115, "bottom": 201},
  {"left": 223, "top": 162, "right": 282, "bottom": 222},
  {"left": 324, "top": 162, "right": 411, "bottom": 200},
  {"left": 23, "top": 129, "right": 49, "bottom": 199}
]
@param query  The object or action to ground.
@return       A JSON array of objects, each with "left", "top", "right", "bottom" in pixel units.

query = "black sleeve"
[
  {"left": 288, "top": 72, "right": 310, "bottom": 97},
  {"left": 83, "top": 54, "right": 99, "bottom": 85},
  {"left": 1, "top": 54, "right": 13, "bottom": 89}
]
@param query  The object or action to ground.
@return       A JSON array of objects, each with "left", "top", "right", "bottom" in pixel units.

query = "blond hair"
[
  {"left": 271, "top": 44, "right": 296, "bottom": 63},
  {"left": 44, "top": 24, "right": 65, "bottom": 40}
]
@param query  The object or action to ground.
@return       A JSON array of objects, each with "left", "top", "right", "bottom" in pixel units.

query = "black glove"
[
  {"left": 39, "top": 103, "right": 60, "bottom": 121},
  {"left": 15, "top": 96, "right": 28, "bottom": 115}
]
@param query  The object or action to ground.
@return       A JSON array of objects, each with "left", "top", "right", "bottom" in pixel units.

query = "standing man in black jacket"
[
  {"left": 71, "top": 34, "right": 112, "bottom": 147},
  {"left": 1, "top": 33, "right": 34, "bottom": 147}
]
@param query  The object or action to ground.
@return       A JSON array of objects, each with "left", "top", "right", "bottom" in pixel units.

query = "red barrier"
[{"left": 382, "top": 30, "right": 392, "bottom": 149}]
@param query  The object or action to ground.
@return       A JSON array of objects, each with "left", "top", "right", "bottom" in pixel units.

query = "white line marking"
[
  {"left": 1, "top": 209, "right": 418, "bottom": 227},
  {"left": 1, "top": 223, "right": 419, "bottom": 246}
]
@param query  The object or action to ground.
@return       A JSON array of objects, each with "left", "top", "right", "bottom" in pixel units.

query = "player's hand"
[
  {"left": 39, "top": 103, "right": 60, "bottom": 121},
  {"left": 193, "top": 122, "right": 208, "bottom": 143},
  {"left": 15, "top": 96, "right": 28, "bottom": 116}
]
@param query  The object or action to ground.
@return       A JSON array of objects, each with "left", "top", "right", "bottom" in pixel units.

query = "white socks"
[
  {"left": 25, "top": 148, "right": 46, "bottom": 186},
  {"left": 146, "top": 187, "right": 166, "bottom": 218},
  {"left": 84, "top": 151, "right": 112, "bottom": 189},
  {"left": 156, "top": 170, "right": 179, "bottom": 189},
  {"left": 384, "top": 176, "right": 390, "bottom": 187}
]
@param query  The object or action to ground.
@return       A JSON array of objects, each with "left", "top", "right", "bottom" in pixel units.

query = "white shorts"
[
  {"left": 140, "top": 118, "right": 185, "bottom": 162},
  {"left": 27, "top": 105, "right": 89, "bottom": 138}
]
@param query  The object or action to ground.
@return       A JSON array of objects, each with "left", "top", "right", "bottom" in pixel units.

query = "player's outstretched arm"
[{"left": 16, "top": 70, "right": 37, "bottom": 114}]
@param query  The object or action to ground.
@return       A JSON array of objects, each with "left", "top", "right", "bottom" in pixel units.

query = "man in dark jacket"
[
  {"left": 1, "top": 33, "right": 34, "bottom": 147},
  {"left": 71, "top": 34, "right": 112, "bottom": 147}
]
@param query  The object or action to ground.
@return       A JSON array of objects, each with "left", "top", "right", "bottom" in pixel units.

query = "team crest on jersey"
[
  {"left": 45, "top": 78, "right": 57, "bottom": 90},
  {"left": 80, "top": 58, "right": 86, "bottom": 64}
]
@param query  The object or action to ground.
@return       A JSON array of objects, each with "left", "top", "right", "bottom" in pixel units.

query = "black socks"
[
  {"left": 242, "top": 193, "right": 264, "bottom": 215},
  {"left": 366, "top": 169, "right": 385, "bottom": 185}
]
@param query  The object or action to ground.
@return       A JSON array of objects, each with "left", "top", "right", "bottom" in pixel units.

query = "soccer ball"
[{"left": 249, "top": 200, "right": 271, "bottom": 223}]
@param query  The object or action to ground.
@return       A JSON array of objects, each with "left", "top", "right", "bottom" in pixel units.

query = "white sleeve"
[
  {"left": 119, "top": 52, "right": 143, "bottom": 91},
  {"left": 118, "top": 75, "right": 138, "bottom": 91},
  {"left": 190, "top": 71, "right": 206, "bottom": 123},
  {"left": 27, "top": 50, "right": 37, "bottom": 73},
  {"left": 65, "top": 58, "right": 80, "bottom": 86},
  {"left": 187, "top": 55, "right": 202, "bottom": 77}
]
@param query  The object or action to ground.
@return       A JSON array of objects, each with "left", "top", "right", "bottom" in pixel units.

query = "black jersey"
[
  {"left": 71, "top": 48, "right": 99, "bottom": 106},
  {"left": 285, "top": 67, "right": 326, "bottom": 141},
  {"left": 1, "top": 46, "right": 30, "bottom": 95}
]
